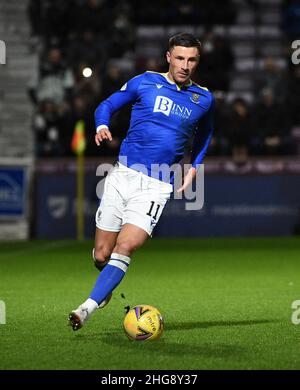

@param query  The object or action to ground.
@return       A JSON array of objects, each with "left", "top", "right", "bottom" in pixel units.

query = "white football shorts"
[{"left": 95, "top": 162, "right": 173, "bottom": 236}]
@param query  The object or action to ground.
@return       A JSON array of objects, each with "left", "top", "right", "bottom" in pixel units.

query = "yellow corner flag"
[
  {"left": 71, "top": 120, "right": 86, "bottom": 155},
  {"left": 72, "top": 120, "right": 86, "bottom": 240}
]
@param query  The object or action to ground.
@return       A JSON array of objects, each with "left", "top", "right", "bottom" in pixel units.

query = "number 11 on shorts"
[{"left": 146, "top": 201, "right": 161, "bottom": 220}]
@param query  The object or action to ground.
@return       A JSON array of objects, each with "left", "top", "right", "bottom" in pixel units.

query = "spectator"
[
  {"left": 227, "top": 98, "right": 252, "bottom": 163},
  {"left": 33, "top": 99, "right": 65, "bottom": 157},
  {"left": 135, "top": 57, "right": 165, "bottom": 75},
  {"left": 73, "top": 62, "right": 101, "bottom": 108},
  {"left": 255, "top": 57, "right": 287, "bottom": 104},
  {"left": 66, "top": 30, "right": 108, "bottom": 71},
  {"left": 27, "top": 0, "right": 73, "bottom": 47},
  {"left": 252, "top": 88, "right": 295, "bottom": 155},
  {"left": 286, "top": 66, "right": 300, "bottom": 128},
  {"left": 28, "top": 47, "right": 74, "bottom": 106},
  {"left": 64, "top": 96, "right": 96, "bottom": 156},
  {"left": 197, "top": 31, "right": 234, "bottom": 91},
  {"left": 209, "top": 91, "right": 231, "bottom": 156},
  {"left": 109, "top": 1, "right": 135, "bottom": 58},
  {"left": 101, "top": 65, "right": 125, "bottom": 99},
  {"left": 70, "top": 0, "right": 111, "bottom": 35}
]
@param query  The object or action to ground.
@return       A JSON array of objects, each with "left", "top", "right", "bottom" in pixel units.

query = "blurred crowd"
[{"left": 27, "top": 0, "right": 300, "bottom": 161}]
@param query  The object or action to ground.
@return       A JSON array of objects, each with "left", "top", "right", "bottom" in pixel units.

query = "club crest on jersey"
[
  {"left": 190, "top": 93, "right": 200, "bottom": 104},
  {"left": 153, "top": 96, "right": 192, "bottom": 118}
]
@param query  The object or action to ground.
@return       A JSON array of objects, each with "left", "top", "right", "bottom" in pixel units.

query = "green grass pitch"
[{"left": 0, "top": 238, "right": 300, "bottom": 370}]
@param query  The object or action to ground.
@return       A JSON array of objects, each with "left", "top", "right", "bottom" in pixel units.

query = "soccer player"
[{"left": 69, "top": 32, "right": 215, "bottom": 330}]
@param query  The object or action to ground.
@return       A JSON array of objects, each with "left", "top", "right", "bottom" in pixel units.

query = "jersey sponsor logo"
[
  {"left": 153, "top": 96, "right": 173, "bottom": 116},
  {"left": 153, "top": 95, "right": 192, "bottom": 118}
]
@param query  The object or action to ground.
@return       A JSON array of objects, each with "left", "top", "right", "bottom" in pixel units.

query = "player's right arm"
[{"left": 94, "top": 74, "right": 143, "bottom": 146}]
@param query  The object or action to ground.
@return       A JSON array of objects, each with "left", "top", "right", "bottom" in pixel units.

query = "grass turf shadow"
[
  {"left": 166, "top": 318, "right": 281, "bottom": 331},
  {"left": 70, "top": 319, "right": 281, "bottom": 361}
]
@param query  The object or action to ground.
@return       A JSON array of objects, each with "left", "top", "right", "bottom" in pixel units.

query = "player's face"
[{"left": 166, "top": 46, "right": 200, "bottom": 85}]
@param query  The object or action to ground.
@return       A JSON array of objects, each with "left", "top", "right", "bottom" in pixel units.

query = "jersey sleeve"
[
  {"left": 190, "top": 95, "right": 215, "bottom": 168},
  {"left": 94, "top": 74, "right": 143, "bottom": 130}
]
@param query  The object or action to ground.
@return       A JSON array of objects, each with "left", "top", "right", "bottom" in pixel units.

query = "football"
[{"left": 123, "top": 304, "right": 164, "bottom": 341}]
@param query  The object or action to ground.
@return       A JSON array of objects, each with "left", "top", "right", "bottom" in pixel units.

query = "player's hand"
[
  {"left": 177, "top": 167, "right": 197, "bottom": 193},
  {"left": 95, "top": 127, "right": 113, "bottom": 146}
]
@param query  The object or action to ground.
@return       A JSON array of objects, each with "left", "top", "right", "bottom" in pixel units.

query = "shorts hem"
[{"left": 96, "top": 224, "right": 121, "bottom": 232}]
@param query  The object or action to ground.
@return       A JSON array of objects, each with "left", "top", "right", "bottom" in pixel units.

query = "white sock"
[{"left": 81, "top": 298, "right": 98, "bottom": 316}]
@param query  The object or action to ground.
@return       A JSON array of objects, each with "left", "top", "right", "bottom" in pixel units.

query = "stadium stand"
[
  {"left": 0, "top": 0, "right": 299, "bottom": 160},
  {"left": 0, "top": 0, "right": 37, "bottom": 158},
  {"left": 1, "top": 0, "right": 299, "bottom": 240},
  {"left": 20, "top": 0, "right": 300, "bottom": 160}
]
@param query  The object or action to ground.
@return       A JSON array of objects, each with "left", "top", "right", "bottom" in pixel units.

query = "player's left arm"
[{"left": 177, "top": 96, "right": 215, "bottom": 193}]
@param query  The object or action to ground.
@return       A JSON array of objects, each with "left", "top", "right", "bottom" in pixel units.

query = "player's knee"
[
  {"left": 114, "top": 240, "right": 138, "bottom": 257},
  {"left": 93, "top": 245, "right": 111, "bottom": 264}
]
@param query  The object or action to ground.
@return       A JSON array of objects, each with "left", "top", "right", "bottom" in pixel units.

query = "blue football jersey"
[{"left": 95, "top": 71, "right": 214, "bottom": 183}]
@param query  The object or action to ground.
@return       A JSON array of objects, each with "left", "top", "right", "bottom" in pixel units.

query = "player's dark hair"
[{"left": 168, "top": 33, "right": 201, "bottom": 54}]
